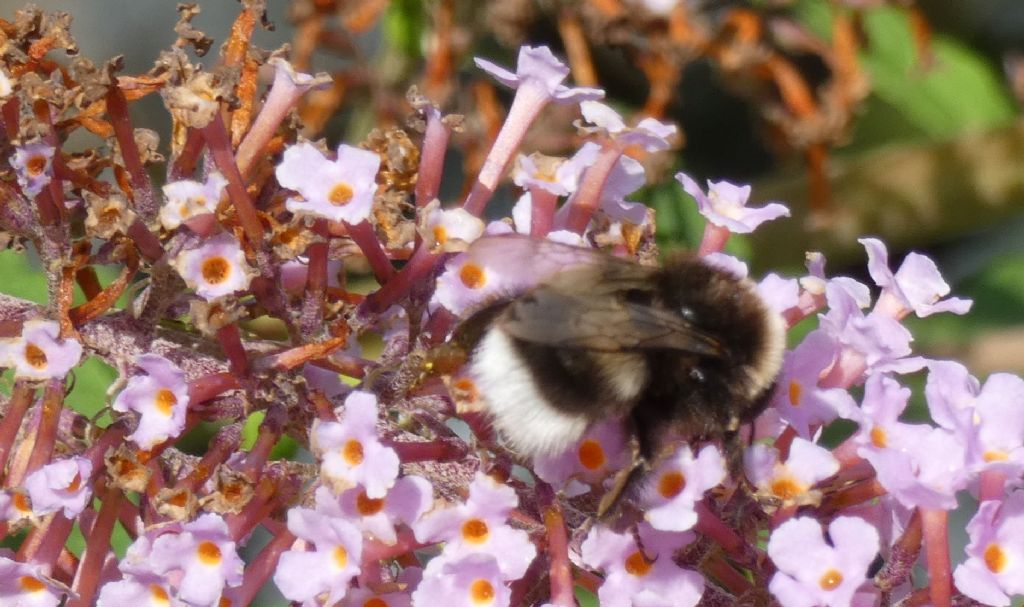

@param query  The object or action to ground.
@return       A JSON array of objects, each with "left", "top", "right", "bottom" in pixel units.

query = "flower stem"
[
  {"left": 202, "top": 114, "right": 265, "bottom": 246},
  {"left": 68, "top": 483, "right": 123, "bottom": 607},
  {"left": 919, "top": 507, "right": 952, "bottom": 607},
  {"left": 106, "top": 85, "right": 157, "bottom": 219},
  {"left": 0, "top": 381, "right": 33, "bottom": 484}
]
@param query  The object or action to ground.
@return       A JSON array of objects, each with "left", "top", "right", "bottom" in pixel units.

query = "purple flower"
[
  {"left": 744, "top": 437, "right": 839, "bottom": 508},
  {"left": 0, "top": 552, "right": 68, "bottom": 607},
  {"left": 273, "top": 507, "right": 363, "bottom": 606},
  {"left": 112, "top": 354, "right": 190, "bottom": 450},
  {"left": 159, "top": 172, "right": 227, "bottom": 230},
  {"left": 316, "top": 474, "right": 432, "bottom": 545},
  {"left": 953, "top": 490, "right": 1024, "bottom": 606},
  {"left": 276, "top": 141, "right": 380, "bottom": 224},
  {"left": 474, "top": 45, "right": 603, "bottom": 104},
  {"left": 311, "top": 390, "right": 400, "bottom": 498},
  {"left": 533, "top": 418, "right": 631, "bottom": 497},
  {"left": 578, "top": 101, "right": 677, "bottom": 152},
  {"left": 414, "top": 473, "right": 536, "bottom": 580},
  {"left": 860, "top": 237, "right": 972, "bottom": 318},
  {"left": 173, "top": 233, "right": 255, "bottom": 300},
  {"left": 770, "top": 330, "right": 851, "bottom": 438},
  {"left": 641, "top": 444, "right": 725, "bottom": 532},
  {"left": 512, "top": 149, "right": 592, "bottom": 197},
  {"left": 768, "top": 516, "right": 880, "bottom": 607},
  {"left": 419, "top": 201, "right": 485, "bottom": 253},
  {"left": 148, "top": 513, "right": 244, "bottom": 606},
  {"left": 342, "top": 588, "right": 412, "bottom": 607},
  {"left": 24, "top": 456, "right": 93, "bottom": 518},
  {"left": 10, "top": 141, "right": 55, "bottom": 197},
  {"left": 0, "top": 320, "right": 83, "bottom": 381},
  {"left": 97, "top": 574, "right": 183, "bottom": 607},
  {"left": 0, "top": 489, "right": 32, "bottom": 524},
  {"left": 580, "top": 523, "right": 704, "bottom": 607},
  {"left": 758, "top": 272, "right": 801, "bottom": 315},
  {"left": 676, "top": 172, "right": 789, "bottom": 233},
  {"left": 412, "top": 554, "right": 511, "bottom": 607}
]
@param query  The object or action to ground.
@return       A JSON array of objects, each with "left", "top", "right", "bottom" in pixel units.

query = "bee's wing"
[
  {"left": 499, "top": 265, "right": 724, "bottom": 357},
  {"left": 463, "top": 234, "right": 627, "bottom": 281}
]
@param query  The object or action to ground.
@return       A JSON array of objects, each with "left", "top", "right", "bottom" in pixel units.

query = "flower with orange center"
[
  {"left": 643, "top": 444, "right": 725, "bottom": 532},
  {"left": 160, "top": 172, "right": 227, "bottom": 229},
  {"left": 23, "top": 456, "right": 94, "bottom": 517},
  {"left": 533, "top": 419, "right": 630, "bottom": 497},
  {"left": 411, "top": 553, "right": 511, "bottom": 607},
  {"left": 174, "top": 233, "right": 254, "bottom": 301},
  {"left": 0, "top": 319, "right": 82, "bottom": 381},
  {"left": 312, "top": 391, "right": 400, "bottom": 499},
  {"left": 419, "top": 201, "right": 485, "bottom": 253},
  {"left": 744, "top": 438, "right": 838, "bottom": 509},
  {"left": 0, "top": 555, "right": 64, "bottom": 605},
  {"left": 148, "top": 513, "right": 244, "bottom": 606},
  {"left": 113, "top": 354, "right": 190, "bottom": 450},
  {"left": 273, "top": 507, "right": 363, "bottom": 606},
  {"left": 322, "top": 474, "right": 432, "bottom": 546},
  {"left": 954, "top": 490, "right": 1024, "bottom": 604},
  {"left": 277, "top": 141, "right": 381, "bottom": 224},
  {"left": 11, "top": 141, "right": 55, "bottom": 196}
]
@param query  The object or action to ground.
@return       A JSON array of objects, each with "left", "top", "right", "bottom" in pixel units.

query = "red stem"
[
  {"left": 530, "top": 188, "right": 558, "bottom": 237},
  {"left": 415, "top": 110, "right": 451, "bottom": 208},
  {"left": 169, "top": 127, "right": 205, "bottom": 181},
  {"left": 362, "top": 246, "right": 439, "bottom": 313},
  {"left": 68, "top": 484, "right": 123, "bottom": 607},
  {"left": 544, "top": 502, "right": 575, "bottom": 607},
  {"left": 217, "top": 324, "right": 249, "bottom": 378},
  {"left": 21, "top": 379, "right": 66, "bottom": 481},
  {"left": 345, "top": 220, "right": 395, "bottom": 284},
  {"left": 564, "top": 143, "right": 622, "bottom": 233},
  {"left": 919, "top": 507, "right": 952, "bottom": 607},
  {"left": 106, "top": 85, "right": 157, "bottom": 218},
  {"left": 0, "top": 381, "right": 34, "bottom": 484},
  {"left": 202, "top": 114, "right": 265, "bottom": 246},
  {"left": 188, "top": 372, "right": 242, "bottom": 405},
  {"left": 225, "top": 528, "right": 296, "bottom": 606}
]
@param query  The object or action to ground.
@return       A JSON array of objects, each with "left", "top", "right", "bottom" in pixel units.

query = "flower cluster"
[{"left": 0, "top": 5, "right": 1018, "bottom": 607}]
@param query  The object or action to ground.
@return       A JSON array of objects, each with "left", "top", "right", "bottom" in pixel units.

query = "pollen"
[
  {"left": 433, "top": 225, "right": 448, "bottom": 245},
  {"left": 155, "top": 388, "right": 178, "bottom": 416},
  {"left": 462, "top": 518, "right": 490, "bottom": 544},
  {"left": 201, "top": 256, "right": 232, "bottom": 285},
  {"left": 100, "top": 205, "right": 122, "bottom": 223},
  {"left": 66, "top": 472, "right": 83, "bottom": 492},
  {"left": 12, "top": 492, "right": 30, "bottom": 513},
  {"left": 26, "top": 154, "right": 47, "bottom": 176},
  {"left": 328, "top": 182, "right": 354, "bottom": 206},
  {"left": 870, "top": 426, "right": 888, "bottom": 448},
  {"left": 363, "top": 599, "right": 389, "bottom": 607},
  {"left": 218, "top": 598, "right": 233, "bottom": 607},
  {"left": 657, "top": 470, "right": 686, "bottom": 499},
  {"left": 459, "top": 263, "right": 487, "bottom": 289},
  {"left": 985, "top": 543, "right": 1007, "bottom": 573},
  {"left": 577, "top": 439, "right": 607, "bottom": 471},
  {"left": 788, "top": 380, "right": 802, "bottom": 407},
  {"left": 624, "top": 550, "right": 652, "bottom": 576},
  {"left": 469, "top": 579, "right": 495, "bottom": 605},
  {"left": 818, "top": 568, "right": 843, "bottom": 590},
  {"left": 342, "top": 439, "right": 365, "bottom": 465},
  {"left": 19, "top": 576, "right": 45, "bottom": 593},
  {"left": 333, "top": 545, "right": 349, "bottom": 569},
  {"left": 770, "top": 476, "right": 804, "bottom": 500},
  {"left": 196, "top": 540, "right": 222, "bottom": 565},
  {"left": 150, "top": 584, "right": 170, "bottom": 604},
  {"left": 356, "top": 490, "right": 385, "bottom": 515},
  {"left": 984, "top": 450, "right": 1009, "bottom": 462},
  {"left": 24, "top": 343, "right": 48, "bottom": 369}
]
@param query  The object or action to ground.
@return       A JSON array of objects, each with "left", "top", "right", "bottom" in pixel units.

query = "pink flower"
[
  {"left": 474, "top": 46, "right": 603, "bottom": 104},
  {"left": 173, "top": 233, "right": 255, "bottom": 300},
  {"left": 0, "top": 553, "right": 68, "bottom": 607},
  {"left": 148, "top": 514, "right": 244, "bottom": 606},
  {"left": 641, "top": 444, "right": 726, "bottom": 532},
  {"left": 411, "top": 554, "right": 511, "bottom": 607},
  {"left": 10, "top": 141, "right": 55, "bottom": 196},
  {"left": 744, "top": 437, "right": 839, "bottom": 508},
  {"left": 311, "top": 391, "right": 400, "bottom": 498},
  {"left": 770, "top": 330, "right": 851, "bottom": 438},
  {"left": 860, "top": 237, "right": 972, "bottom": 318},
  {"left": 273, "top": 507, "right": 363, "bottom": 605},
  {"left": 419, "top": 201, "right": 485, "bottom": 252},
  {"left": 579, "top": 101, "right": 677, "bottom": 152},
  {"left": 112, "top": 354, "right": 190, "bottom": 449},
  {"left": 580, "top": 523, "right": 704, "bottom": 607},
  {"left": 0, "top": 320, "right": 82, "bottom": 381},
  {"left": 24, "top": 456, "right": 93, "bottom": 517},
  {"left": 276, "top": 142, "right": 380, "bottom": 224},
  {"left": 414, "top": 473, "right": 536, "bottom": 580},
  {"left": 954, "top": 490, "right": 1024, "bottom": 606},
  {"left": 316, "top": 474, "right": 432, "bottom": 545},
  {"left": 768, "top": 516, "right": 880, "bottom": 607},
  {"left": 160, "top": 172, "right": 227, "bottom": 230},
  {"left": 97, "top": 574, "right": 183, "bottom": 607},
  {"left": 533, "top": 418, "right": 631, "bottom": 497},
  {"left": 677, "top": 172, "right": 789, "bottom": 234}
]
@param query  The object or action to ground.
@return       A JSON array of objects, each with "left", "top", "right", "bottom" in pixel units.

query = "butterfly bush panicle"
[{"left": 0, "top": 8, "right": 1019, "bottom": 607}]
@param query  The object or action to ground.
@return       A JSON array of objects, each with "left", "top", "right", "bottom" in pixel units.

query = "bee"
[{"left": 449, "top": 234, "right": 786, "bottom": 510}]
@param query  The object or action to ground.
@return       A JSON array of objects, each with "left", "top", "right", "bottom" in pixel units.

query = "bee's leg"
[{"left": 596, "top": 436, "right": 645, "bottom": 520}]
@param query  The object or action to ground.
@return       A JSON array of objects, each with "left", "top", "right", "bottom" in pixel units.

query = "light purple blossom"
[
  {"left": 641, "top": 444, "right": 725, "bottom": 532},
  {"left": 10, "top": 141, "right": 55, "bottom": 197},
  {"left": 173, "top": 233, "right": 255, "bottom": 300},
  {"left": 953, "top": 490, "right": 1024, "bottom": 606},
  {"left": 0, "top": 552, "right": 68, "bottom": 607},
  {"left": 0, "top": 489, "right": 32, "bottom": 524},
  {"left": 412, "top": 553, "right": 511, "bottom": 607},
  {"left": 316, "top": 474, "right": 432, "bottom": 545},
  {"left": 579, "top": 101, "right": 677, "bottom": 152},
  {"left": 112, "top": 354, "right": 190, "bottom": 450},
  {"left": 419, "top": 201, "right": 485, "bottom": 252},
  {"left": 414, "top": 473, "right": 536, "bottom": 580},
  {"left": 159, "top": 172, "right": 227, "bottom": 230},
  {"left": 311, "top": 390, "right": 400, "bottom": 498},
  {"left": 0, "top": 319, "right": 82, "bottom": 381},
  {"left": 768, "top": 516, "right": 880, "bottom": 607},
  {"left": 676, "top": 172, "right": 789, "bottom": 233},
  {"left": 474, "top": 45, "right": 603, "bottom": 104},
  {"left": 758, "top": 272, "right": 801, "bottom": 315},
  {"left": 512, "top": 150, "right": 591, "bottom": 197},
  {"left": 770, "top": 330, "right": 851, "bottom": 438},
  {"left": 273, "top": 507, "right": 363, "bottom": 606},
  {"left": 580, "top": 523, "right": 704, "bottom": 607},
  {"left": 860, "top": 237, "right": 972, "bottom": 318},
  {"left": 533, "top": 418, "right": 631, "bottom": 497},
  {"left": 96, "top": 573, "right": 183, "bottom": 607},
  {"left": 342, "top": 588, "right": 412, "bottom": 607},
  {"left": 148, "top": 513, "right": 244, "bottom": 606},
  {"left": 276, "top": 141, "right": 380, "bottom": 224},
  {"left": 24, "top": 456, "right": 93, "bottom": 518},
  {"left": 744, "top": 437, "right": 839, "bottom": 507}
]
